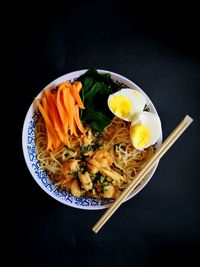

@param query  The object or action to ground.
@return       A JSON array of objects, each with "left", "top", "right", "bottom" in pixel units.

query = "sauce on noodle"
[{"left": 35, "top": 116, "right": 154, "bottom": 199}]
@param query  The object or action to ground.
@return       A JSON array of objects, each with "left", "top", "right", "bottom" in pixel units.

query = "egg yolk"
[
  {"left": 109, "top": 95, "right": 131, "bottom": 118},
  {"left": 130, "top": 124, "right": 151, "bottom": 149}
]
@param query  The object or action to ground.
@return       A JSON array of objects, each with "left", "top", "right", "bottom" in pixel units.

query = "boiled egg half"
[
  {"left": 130, "top": 111, "right": 161, "bottom": 150},
  {"left": 108, "top": 88, "right": 146, "bottom": 122}
]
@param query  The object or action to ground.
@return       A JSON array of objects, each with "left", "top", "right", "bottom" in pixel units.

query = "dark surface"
[{"left": 10, "top": 1, "right": 199, "bottom": 266}]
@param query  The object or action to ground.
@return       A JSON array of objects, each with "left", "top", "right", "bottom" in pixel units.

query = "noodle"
[
  {"left": 102, "top": 117, "right": 154, "bottom": 188},
  {"left": 35, "top": 116, "right": 154, "bottom": 199}
]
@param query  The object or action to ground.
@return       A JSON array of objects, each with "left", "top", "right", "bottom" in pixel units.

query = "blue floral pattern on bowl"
[
  {"left": 27, "top": 110, "right": 115, "bottom": 208},
  {"left": 22, "top": 70, "right": 162, "bottom": 210}
]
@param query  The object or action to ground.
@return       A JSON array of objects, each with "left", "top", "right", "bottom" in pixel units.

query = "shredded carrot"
[
  {"left": 35, "top": 98, "right": 60, "bottom": 150},
  {"left": 62, "top": 87, "right": 77, "bottom": 136},
  {"left": 56, "top": 86, "right": 68, "bottom": 133},
  {"left": 56, "top": 86, "right": 70, "bottom": 147},
  {"left": 71, "top": 82, "right": 85, "bottom": 109},
  {"left": 73, "top": 104, "right": 85, "bottom": 134},
  {"left": 44, "top": 91, "right": 66, "bottom": 144},
  {"left": 58, "top": 81, "right": 71, "bottom": 90},
  {"left": 73, "top": 81, "right": 82, "bottom": 92},
  {"left": 35, "top": 80, "right": 85, "bottom": 151}
]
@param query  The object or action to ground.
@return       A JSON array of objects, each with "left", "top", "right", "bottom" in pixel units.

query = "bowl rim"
[{"left": 22, "top": 69, "right": 163, "bottom": 210}]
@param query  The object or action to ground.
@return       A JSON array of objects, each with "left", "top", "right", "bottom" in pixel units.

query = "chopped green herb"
[
  {"left": 91, "top": 142, "right": 100, "bottom": 150},
  {"left": 102, "top": 176, "right": 109, "bottom": 186},
  {"left": 86, "top": 145, "right": 92, "bottom": 151},
  {"left": 92, "top": 172, "right": 102, "bottom": 184},
  {"left": 96, "top": 172, "right": 101, "bottom": 182},
  {"left": 101, "top": 185, "right": 105, "bottom": 193},
  {"left": 101, "top": 185, "right": 108, "bottom": 193},
  {"left": 81, "top": 154, "right": 86, "bottom": 162},
  {"left": 73, "top": 171, "right": 79, "bottom": 179},
  {"left": 79, "top": 164, "right": 88, "bottom": 173}
]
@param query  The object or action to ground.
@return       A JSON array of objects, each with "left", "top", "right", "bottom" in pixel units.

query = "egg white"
[
  {"left": 108, "top": 88, "right": 147, "bottom": 122},
  {"left": 130, "top": 111, "right": 161, "bottom": 150}
]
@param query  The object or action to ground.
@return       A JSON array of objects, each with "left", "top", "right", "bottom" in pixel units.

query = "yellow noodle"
[
  {"left": 35, "top": 116, "right": 154, "bottom": 198},
  {"left": 102, "top": 117, "right": 154, "bottom": 189}
]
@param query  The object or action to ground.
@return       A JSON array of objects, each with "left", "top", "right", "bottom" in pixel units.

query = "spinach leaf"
[
  {"left": 78, "top": 68, "right": 119, "bottom": 93},
  {"left": 84, "top": 107, "right": 112, "bottom": 132},
  {"left": 77, "top": 68, "right": 119, "bottom": 132},
  {"left": 82, "top": 76, "right": 95, "bottom": 94}
]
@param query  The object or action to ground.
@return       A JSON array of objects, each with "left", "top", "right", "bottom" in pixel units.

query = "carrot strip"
[
  {"left": 73, "top": 104, "right": 85, "bottom": 134},
  {"left": 71, "top": 82, "right": 85, "bottom": 109},
  {"left": 35, "top": 80, "right": 86, "bottom": 151},
  {"left": 35, "top": 98, "right": 52, "bottom": 127},
  {"left": 72, "top": 116, "right": 78, "bottom": 137},
  {"left": 46, "top": 128, "right": 53, "bottom": 150},
  {"left": 62, "top": 86, "right": 78, "bottom": 136},
  {"left": 58, "top": 81, "right": 71, "bottom": 90},
  {"left": 42, "top": 96, "right": 61, "bottom": 150},
  {"left": 56, "top": 87, "right": 68, "bottom": 131},
  {"left": 44, "top": 91, "right": 66, "bottom": 144},
  {"left": 73, "top": 81, "right": 82, "bottom": 93},
  {"left": 56, "top": 86, "right": 70, "bottom": 147},
  {"left": 35, "top": 97, "right": 57, "bottom": 150}
]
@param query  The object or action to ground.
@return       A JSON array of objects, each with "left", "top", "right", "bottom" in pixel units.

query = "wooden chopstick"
[{"left": 92, "top": 115, "right": 193, "bottom": 233}]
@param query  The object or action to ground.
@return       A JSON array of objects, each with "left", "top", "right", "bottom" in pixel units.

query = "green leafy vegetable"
[
  {"left": 84, "top": 107, "right": 112, "bottom": 132},
  {"left": 77, "top": 68, "right": 119, "bottom": 132},
  {"left": 73, "top": 171, "right": 79, "bottom": 179}
]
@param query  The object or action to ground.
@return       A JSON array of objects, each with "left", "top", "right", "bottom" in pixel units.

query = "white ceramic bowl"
[{"left": 22, "top": 69, "right": 162, "bottom": 209}]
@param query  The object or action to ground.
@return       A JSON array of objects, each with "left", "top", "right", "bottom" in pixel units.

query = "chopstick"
[{"left": 92, "top": 115, "right": 193, "bottom": 233}]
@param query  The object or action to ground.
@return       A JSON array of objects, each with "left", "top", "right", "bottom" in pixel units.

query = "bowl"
[{"left": 22, "top": 69, "right": 162, "bottom": 209}]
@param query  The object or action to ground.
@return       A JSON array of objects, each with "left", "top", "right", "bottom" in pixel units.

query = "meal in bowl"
[{"left": 34, "top": 69, "right": 161, "bottom": 200}]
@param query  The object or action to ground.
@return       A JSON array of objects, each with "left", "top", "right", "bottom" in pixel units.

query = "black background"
[{"left": 9, "top": 1, "right": 200, "bottom": 266}]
